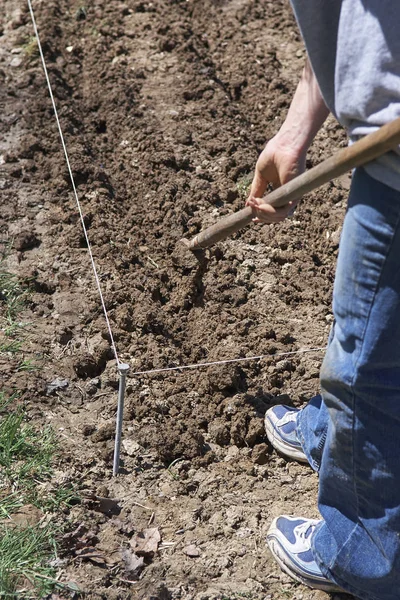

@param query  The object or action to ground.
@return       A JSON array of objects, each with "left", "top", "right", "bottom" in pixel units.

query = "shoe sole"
[
  {"left": 267, "top": 532, "right": 344, "bottom": 593},
  {"left": 264, "top": 413, "right": 309, "bottom": 463}
]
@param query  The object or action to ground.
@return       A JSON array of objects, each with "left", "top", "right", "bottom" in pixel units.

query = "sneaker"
[
  {"left": 264, "top": 405, "right": 308, "bottom": 462},
  {"left": 267, "top": 516, "right": 344, "bottom": 592}
]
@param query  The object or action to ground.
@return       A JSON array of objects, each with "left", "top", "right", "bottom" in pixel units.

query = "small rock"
[
  {"left": 46, "top": 378, "right": 69, "bottom": 396},
  {"left": 208, "top": 420, "right": 230, "bottom": 446},
  {"left": 85, "top": 378, "right": 100, "bottom": 396},
  {"left": 122, "top": 439, "right": 141, "bottom": 456},
  {"left": 252, "top": 443, "right": 269, "bottom": 465},
  {"left": 275, "top": 359, "right": 292, "bottom": 373},
  {"left": 10, "top": 57, "right": 23, "bottom": 68},
  {"left": 236, "top": 527, "right": 252, "bottom": 539},
  {"left": 330, "top": 226, "right": 342, "bottom": 247},
  {"left": 224, "top": 445, "right": 239, "bottom": 462},
  {"left": 183, "top": 544, "right": 200, "bottom": 557}
]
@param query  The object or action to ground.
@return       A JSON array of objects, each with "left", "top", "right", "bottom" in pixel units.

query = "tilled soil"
[{"left": 1, "top": 1, "right": 352, "bottom": 598}]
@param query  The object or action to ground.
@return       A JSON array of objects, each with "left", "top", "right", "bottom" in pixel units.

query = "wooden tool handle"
[{"left": 185, "top": 116, "right": 400, "bottom": 250}]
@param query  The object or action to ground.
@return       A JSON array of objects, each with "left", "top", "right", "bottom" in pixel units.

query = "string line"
[
  {"left": 27, "top": 0, "right": 120, "bottom": 365},
  {"left": 129, "top": 347, "right": 326, "bottom": 377},
  {"left": 26, "top": 2, "right": 326, "bottom": 381}
]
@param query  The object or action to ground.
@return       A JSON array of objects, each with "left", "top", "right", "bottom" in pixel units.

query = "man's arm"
[{"left": 247, "top": 59, "right": 330, "bottom": 223}]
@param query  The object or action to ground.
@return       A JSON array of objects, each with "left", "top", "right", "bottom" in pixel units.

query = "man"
[{"left": 247, "top": 2, "right": 400, "bottom": 598}]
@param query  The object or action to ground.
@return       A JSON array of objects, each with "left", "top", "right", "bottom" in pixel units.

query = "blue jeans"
[{"left": 297, "top": 168, "right": 400, "bottom": 600}]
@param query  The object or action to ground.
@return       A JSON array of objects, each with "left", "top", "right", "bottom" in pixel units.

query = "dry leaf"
[
  {"left": 131, "top": 527, "right": 161, "bottom": 556},
  {"left": 75, "top": 546, "right": 107, "bottom": 566},
  {"left": 120, "top": 548, "right": 144, "bottom": 578},
  {"left": 62, "top": 523, "right": 98, "bottom": 551},
  {"left": 109, "top": 518, "right": 135, "bottom": 536}
]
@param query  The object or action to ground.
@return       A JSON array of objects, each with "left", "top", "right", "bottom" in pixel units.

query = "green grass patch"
[
  {"left": 0, "top": 262, "right": 30, "bottom": 358},
  {"left": 0, "top": 257, "right": 79, "bottom": 597},
  {"left": 236, "top": 172, "right": 253, "bottom": 200},
  {"left": 16, "top": 358, "right": 41, "bottom": 372},
  {"left": 21, "top": 36, "right": 39, "bottom": 62},
  {"left": 0, "top": 270, "right": 27, "bottom": 325},
  {"left": 0, "top": 524, "right": 58, "bottom": 599},
  {"left": 0, "top": 339, "right": 22, "bottom": 354},
  {"left": 0, "top": 394, "right": 78, "bottom": 511},
  {"left": 0, "top": 393, "right": 54, "bottom": 490},
  {"left": 0, "top": 394, "right": 80, "bottom": 597}
]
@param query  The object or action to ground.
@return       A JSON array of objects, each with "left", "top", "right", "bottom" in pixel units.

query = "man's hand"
[
  {"left": 247, "top": 59, "right": 330, "bottom": 224},
  {"left": 246, "top": 136, "right": 306, "bottom": 223}
]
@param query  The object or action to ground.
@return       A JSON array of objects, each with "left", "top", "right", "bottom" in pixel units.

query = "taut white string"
[
  {"left": 27, "top": 0, "right": 120, "bottom": 365},
  {"left": 26, "top": 2, "right": 326, "bottom": 382},
  {"left": 128, "top": 347, "right": 326, "bottom": 377}
]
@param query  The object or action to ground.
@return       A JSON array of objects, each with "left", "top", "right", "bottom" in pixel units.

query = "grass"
[
  {"left": 0, "top": 269, "right": 27, "bottom": 326},
  {"left": 0, "top": 339, "right": 22, "bottom": 354},
  {"left": 236, "top": 172, "right": 253, "bottom": 200},
  {"left": 17, "top": 358, "right": 41, "bottom": 372},
  {"left": 0, "top": 393, "right": 78, "bottom": 512},
  {"left": 0, "top": 396, "right": 56, "bottom": 597},
  {"left": 21, "top": 36, "right": 39, "bottom": 61},
  {"left": 0, "top": 262, "right": 79, "bottom": 597},
  {"left": 0, "top": 393, "right": 54, "bottom": 489},
  {"left": 0, "top": 393, "right": 79, "bottom": 597},
  {"left": 0, "top": 491, "right": 22, "bottom": 519},
  {"left": 0, "top": 262, "right": 29, "bottom": 357},
  {"left": 0, "top": 524, "right": 57, "bottom": 598}
]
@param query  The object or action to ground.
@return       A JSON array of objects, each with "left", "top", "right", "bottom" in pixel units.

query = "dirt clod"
[{"left": 1, "top": 0, "right": 348, "bottom": 597}]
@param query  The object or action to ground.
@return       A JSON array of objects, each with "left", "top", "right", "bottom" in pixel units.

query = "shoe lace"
[{"left": 295, "top": 520, "right": 319, "bottom": 547}]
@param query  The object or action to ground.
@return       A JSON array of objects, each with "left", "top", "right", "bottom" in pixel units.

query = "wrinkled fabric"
[
  {"left": 297, "top": 168, "right": 400, "bottom": 600},
  {"left": 290, "top": 0, "right": 400, "bottom": 192}
]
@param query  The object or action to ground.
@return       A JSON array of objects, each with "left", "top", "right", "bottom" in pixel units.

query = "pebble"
[
  {"left": 46, "top": 377, "right": 69, "bottom": 395},
  {"left": 10, "top": 57, "right": 22, "bottom": 68}
]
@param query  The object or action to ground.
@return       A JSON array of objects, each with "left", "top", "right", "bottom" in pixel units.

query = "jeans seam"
[
  {"left": 313, "top": 521, "right": 359, "bottom": 585},
  {"left": 297, "top": 417, "right": 319, "bottom": 471},
  {"left": 314, "top": 426, "right": 328, "bottom": 471},
  {"left": 346, "top": 204, "right": 400, "bottom": 532},
  {"left": 313, "top": 172, "right": 400, "bottom": 597}
]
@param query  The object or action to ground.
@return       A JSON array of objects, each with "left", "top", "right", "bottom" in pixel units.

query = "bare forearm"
[
  {"left": 276, "top": 59, "right": 330, "bottom": 155},
  {"left": 247, "top": 59, "right": 330, "bottom": 222}
]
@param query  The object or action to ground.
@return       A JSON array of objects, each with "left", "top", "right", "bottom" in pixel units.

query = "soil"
[{"left": 1, "top": 1, "right": 353, "bottom": 599}]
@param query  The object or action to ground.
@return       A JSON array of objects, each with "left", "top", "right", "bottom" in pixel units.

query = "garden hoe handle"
[{"left": 184, "top": 116, "right": 400, "bottom": 250}]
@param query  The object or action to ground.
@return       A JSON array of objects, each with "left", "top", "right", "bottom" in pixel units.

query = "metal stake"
[{"left": 113, "top": 363, "right": 130, "bottom": 476}]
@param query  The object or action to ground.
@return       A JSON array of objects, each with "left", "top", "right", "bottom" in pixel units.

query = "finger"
[
  {"left": 247, "top": 170, "right": 268, "bottom": 203},
  {"left": 248, "top": 197, "right": 296, "bottom": 223}
]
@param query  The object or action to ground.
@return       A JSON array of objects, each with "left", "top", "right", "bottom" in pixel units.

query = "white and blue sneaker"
[
  {"left": 264, "top": 405, "right": 308, "bottom": 463},
  {"left": 267, "top": 516, "right": 344, "bottom": 592}
]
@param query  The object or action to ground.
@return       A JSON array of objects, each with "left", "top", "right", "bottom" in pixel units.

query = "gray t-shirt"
[{"left": 290, "top": 0, "right": 400, "bottom": 191}]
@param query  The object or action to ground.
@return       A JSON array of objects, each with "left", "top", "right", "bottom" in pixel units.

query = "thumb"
[{"left": 247, "top": 170, "right": 268, "bottom": 204}]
